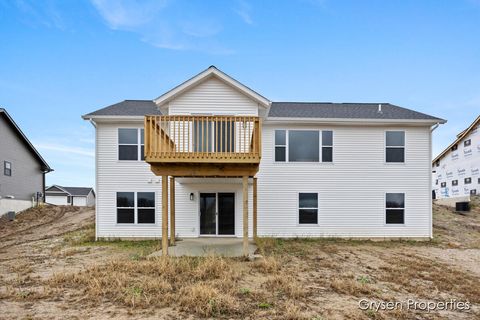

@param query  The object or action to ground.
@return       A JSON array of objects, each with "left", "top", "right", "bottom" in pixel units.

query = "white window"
[
  {"left": 386, "top": 193, "right": 405, "bottom": 224},
  {"left": 4, "top": 161, "right": 11, "bottom": 176},
  {"left": 118, "top": 128, "right": 144, "bottom": 161},
  {"left": 386, "top": 131, "right": 405, "bottom": 163},
  {"left": 275, "top": 130, "right": 333, "bottom": 163},
  {"left": 322, "top": 130, "right": 333, "bottom": 162},
  {"left": 299, "top": 193, "right": 318, "bottom": 224},
  {"left": 116, "top": 192, "right": 155, "bottom": 224},
  {"left": 274, "top": 130, "right": 286, "bottom": 162}
]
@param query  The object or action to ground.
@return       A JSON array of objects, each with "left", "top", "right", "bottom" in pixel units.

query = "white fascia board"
[
  {"left": 81, "top": 115, "right": 145, "bottom": 122},
  {"left": 264, "top": 117, "right": 446, "bottom": 126}
]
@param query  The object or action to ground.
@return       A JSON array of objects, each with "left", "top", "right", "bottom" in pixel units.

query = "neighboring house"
[
  {"left": 0, "top": 108, "right": 52, "bottom": 215},
  {"left": 82, "top": 66, "right": 445, "bottom": 254},
  {"left": 432, "top": 115, "right": 480, "bottom": 200},
  {"left": 45, "top": 185, "right": 95, "bottom": 206}
]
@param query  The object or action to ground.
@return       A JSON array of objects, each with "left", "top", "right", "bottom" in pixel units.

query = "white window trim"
[
  {"left": 274, "top": 129, "right": 334, "bottom": 164},
  {"left": 118, "top": 128, "right": 145, "bottom": 162},
  {"left": 274, "top": 129, "right": 287, "bottom": 162},
  {"left": 384, "top": 192, "right": 406, "bottom": 226},
  {"left": 4, "top": 161, "right": 12, "bottom": 176},
  {"left": 297, "top": 192, "right": 319, "bottom": 226},
  {"left": 385, "top": 130, "right": 406, "bottom": 164},
  {"left": 116, "top": 192, "right": 156, "bottom": 225}
]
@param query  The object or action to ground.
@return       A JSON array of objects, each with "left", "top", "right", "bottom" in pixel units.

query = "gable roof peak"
[{"left": 154, "top": 66, "right": 270, "bottom": 108}]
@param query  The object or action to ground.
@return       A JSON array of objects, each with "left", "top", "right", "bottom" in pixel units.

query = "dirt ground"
[{"left": 0, "top": 200, "right": 479, "bottom": 320}]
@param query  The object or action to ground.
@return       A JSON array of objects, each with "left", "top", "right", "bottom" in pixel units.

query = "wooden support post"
[
  {"left": 242, "top": 176, "right": 249, "bottom": 257},
  {"left": 162, "top": 175, "right": 169, "bottom": 256},
  {"left": 253, "top": 177, "right": 257, "bottom": 239},
  {"left": 169, "top": 176, "right": 175, "bottom": 246}
]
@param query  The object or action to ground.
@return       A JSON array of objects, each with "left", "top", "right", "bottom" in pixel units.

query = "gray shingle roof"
[
  {"left": 83, "top": 100, "right": 161, "bottom": 117},
  {"left": 83, "top": 100, "right": 445, "bottom": 123},
  {"left": 269, "top": 102, "right": 445, "bottom": 122},
  {"left": 62, "top": 187, "right": 93, "bottom": 196}
]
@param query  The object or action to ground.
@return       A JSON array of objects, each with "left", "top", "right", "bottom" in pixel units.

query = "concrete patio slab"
[{"left": 149, "top": 238, "right": 257, "bottom": 257}]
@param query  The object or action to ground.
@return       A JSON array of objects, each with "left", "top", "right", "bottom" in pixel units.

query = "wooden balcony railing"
[{"left": 144, "top": 115, "right": 261, "bottom": 163}]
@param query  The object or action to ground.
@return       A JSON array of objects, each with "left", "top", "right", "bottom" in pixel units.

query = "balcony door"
[
  {"left": 192, "top": 117, "right": 235, "bottom": 153},
  {"left": 199, "top": 193, "right": 235, "bottom": 236}
]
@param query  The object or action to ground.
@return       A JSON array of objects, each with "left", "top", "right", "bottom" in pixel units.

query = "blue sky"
[{"left": 1, "top": 0, "right": 479, "bottom": 188}]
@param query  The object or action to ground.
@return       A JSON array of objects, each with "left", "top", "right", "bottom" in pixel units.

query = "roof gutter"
[
  {"left": 265, "top": 117, "right": 445, "bottom": 126},
  {"left": 430, "top": 122, "right": 441, "bottom": 132}
]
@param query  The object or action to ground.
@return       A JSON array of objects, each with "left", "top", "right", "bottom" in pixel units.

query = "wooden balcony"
[{"left": 144, "top": 115, "right": 261, "bottom": 177}]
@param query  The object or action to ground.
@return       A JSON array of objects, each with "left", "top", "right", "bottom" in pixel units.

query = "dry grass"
[
  {"left": 3, "top": 203, "right": 480, "bottom": 319},
  {"left": 378, "top": 255, "right": 480, "bottom": 303},
  {"left": 253, "top": 255, "right": 280, "bottom": 273},
  {"left": 330, "top": 276, "right": 376, "bottom": 296},
  {"left": 48, "top": 255, "right": 242, "bottom": 317},
  {"left": 63, "top": 223, "right": 95, "bottom": 246},
  {"left": 263, "top": 274, "right": 308, "bottom": 299}
]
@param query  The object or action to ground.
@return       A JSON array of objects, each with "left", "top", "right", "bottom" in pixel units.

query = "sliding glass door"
[{"left": 199, "top": 193, "right": 235, "bottom": 235}]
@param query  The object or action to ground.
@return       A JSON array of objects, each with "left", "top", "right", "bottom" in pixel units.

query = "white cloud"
[
  {"left": 5, "top": 0, "right": 66, "bottom": 29},
  {"left": 35, "top": 143, "right": 94, "bottom": 157},
  {"left": 235, "top": 0, "right": 253, "bottom": 25},
  {"left": 90, "top": 0, "right": 168, "bottom": 30},
  {"left": 89, "top": 0, "right": 233, "bottom": 54}
]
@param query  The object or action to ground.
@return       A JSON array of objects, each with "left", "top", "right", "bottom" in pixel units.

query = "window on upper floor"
[
  {"left": 322, "top": 131, "right": 333, "bottom": 162},
  {"left": 274, "top": 130, "right": 333, "bottom": 163},
  {"left": 451, "top": 144, "right": 458, "bottom": 151},
  {"left": 274, "top": 130, "right": 286, "bottom": 162},
  {"left": 435, "top": 160, "right": 440, "bottom": 167},
  {"left": 385, "top": 131, "right": 405, "bottom": 163},
  {"left": 435, "top": 179, "right": 438, "bottom": 185},
  {"left": 299, "top": 193, "right": 318, "bottom": 224},
  {"left": 465, "top": 177, "right": 472, "bottom": 184},
  {"left": 118, "top": 128, "right": 145, "bottom": 161},
  {"left": 471, "top": 189, "right": 477, "bottom": 195},
  {"left": 464, "top": 139, "right": 471, "bottom": 147},
  {"left": 386, "top": 193, "right": 405, "bottom": 224},
  {"left": 4, "top": 161, "right": 11, "bottom": 176},
  {"left": 452, "top": 180, "right": 458, "bottom": 186},
  {"left": 117, "top": 192, "right": 155, "bottom": 224},
  {"left": 289, "top": 130, "right": 319, "bottom": 162},
  {"left": 441, "top": 182, "right": 447, "bottom": 188}
]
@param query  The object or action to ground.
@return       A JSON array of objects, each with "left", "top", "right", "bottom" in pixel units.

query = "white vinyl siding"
[
  {"left": 168, "top": 77, "right": 259, "bottom": 116},
  {"left": 95, "top": 121, "right": 432, "bottom": 239},
  {"left": 96, "top": 122, "right": 163, "bottom": 238},
  {"left": 95, "top": 121, "right": 254, "bottom": 238},
  {"left": 257, "top": 124, "right": 431, "bottom": 238}
]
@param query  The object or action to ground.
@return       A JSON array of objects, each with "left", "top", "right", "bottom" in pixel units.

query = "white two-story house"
[{"left": 83, "top": 66, "right": 445, "bottom": 255}]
